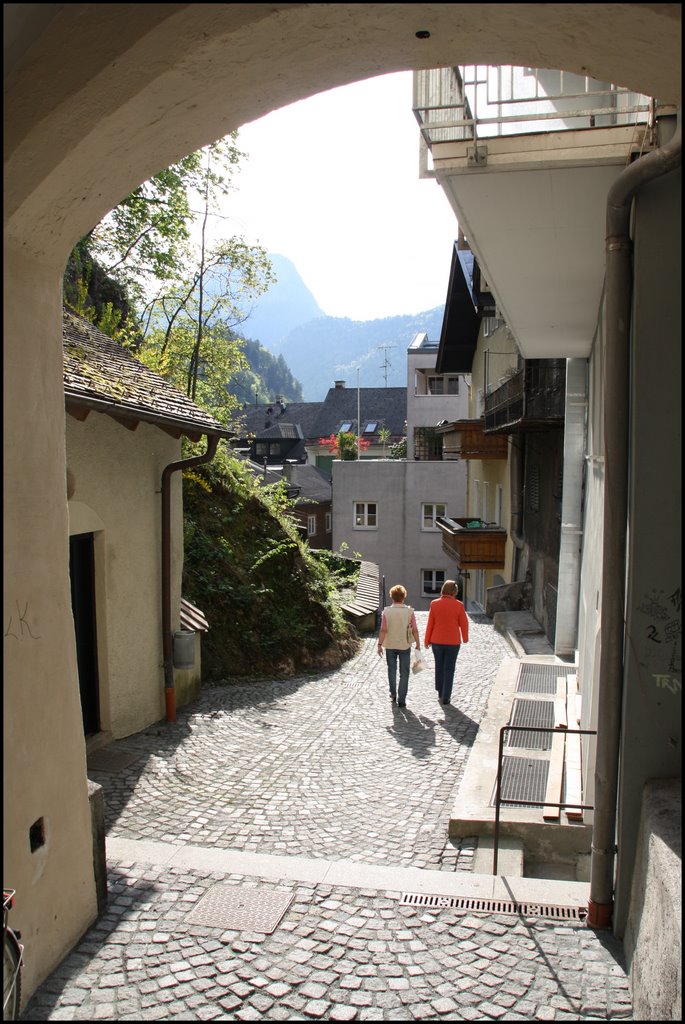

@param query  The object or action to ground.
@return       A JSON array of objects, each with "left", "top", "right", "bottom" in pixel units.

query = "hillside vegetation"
[{"left": 182, "top": 446, "right": 360, "bottom": 680}]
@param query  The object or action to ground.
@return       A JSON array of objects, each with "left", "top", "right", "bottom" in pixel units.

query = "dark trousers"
[{"left": 432, "top": 643, "right": 460, "bottom": 702}]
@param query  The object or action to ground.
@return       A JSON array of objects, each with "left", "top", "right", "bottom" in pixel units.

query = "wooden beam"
[{"left": 543, "top": 731, "right": 565, "bottom": 821}]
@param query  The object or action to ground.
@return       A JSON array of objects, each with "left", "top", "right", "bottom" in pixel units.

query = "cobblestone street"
[{"left": 21, "top": 615, "right": 632, "bottom": 1020}]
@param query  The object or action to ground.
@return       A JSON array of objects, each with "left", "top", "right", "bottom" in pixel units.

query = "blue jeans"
[
  {"left": 432, "top": 643, "right": 460, "bottom": 702},
  {"left": 385, "top": 648, "right": 411, "bottom": 704}
]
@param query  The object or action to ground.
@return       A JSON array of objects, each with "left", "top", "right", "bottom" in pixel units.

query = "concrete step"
[{"left": 473, "top": 836, "right": 524, "bottom": 876}]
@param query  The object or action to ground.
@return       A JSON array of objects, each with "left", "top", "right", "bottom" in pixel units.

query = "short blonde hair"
[
  {"left": 389, "top": 584, "right": 407, "bottom": 602},
  {"left": 441, "top": 579, "right": 458, "bottom": 597}
]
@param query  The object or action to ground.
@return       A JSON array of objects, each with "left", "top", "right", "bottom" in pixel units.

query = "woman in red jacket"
[{"left": 424, "top": 579, "right": 469, "bottom": 705}]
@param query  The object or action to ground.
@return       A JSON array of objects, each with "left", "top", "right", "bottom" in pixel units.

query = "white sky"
[{"left": 212, "top": 71, "right": 459, "bottom": 321}]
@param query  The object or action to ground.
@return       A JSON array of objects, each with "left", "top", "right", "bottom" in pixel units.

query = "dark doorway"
[{"left": 69, "top": 533, "right": 100, "bottom": 735}]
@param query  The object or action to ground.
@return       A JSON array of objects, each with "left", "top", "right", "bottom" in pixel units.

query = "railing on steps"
[{"left": 493, "top": 724, "right": 597, "bottom": 875}]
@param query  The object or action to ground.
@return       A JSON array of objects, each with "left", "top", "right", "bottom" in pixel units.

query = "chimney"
[{"left": 334, "top": 380, "right": 346, "bottom": 389}]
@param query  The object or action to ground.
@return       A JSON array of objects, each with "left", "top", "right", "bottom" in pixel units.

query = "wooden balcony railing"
[{"left": 436, "top": 516, "right": 507, "bottom": 570}]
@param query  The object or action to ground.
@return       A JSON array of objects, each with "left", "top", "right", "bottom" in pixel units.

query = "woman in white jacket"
[{"left": 377, "top": 584, "right": 420, "bottom": 707}]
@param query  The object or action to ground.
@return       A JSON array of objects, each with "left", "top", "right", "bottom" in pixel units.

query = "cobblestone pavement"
[{"left": 21, "top": 615, "right": 633, "bottom": 1020}]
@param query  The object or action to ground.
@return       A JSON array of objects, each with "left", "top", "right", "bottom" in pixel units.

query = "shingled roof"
[
  {"left": 233, "top": 386, "right": 407, "bottom": 443},
  {"left": 63, "top": 308, "right": 232, "bottom": 440},
  {"left": 313, "top": 386, "right": 406, "bottom": 439}
]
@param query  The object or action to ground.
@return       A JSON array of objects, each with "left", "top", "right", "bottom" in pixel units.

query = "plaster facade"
[
  {"left": 332, "top": 459, "right": 466, "bottom": 612},
  {"left": 3, "top": 2, "right": 681, "bottom": 1004},
  {"left": 66, "top": 412, "right": 184, "bottom": 739}
]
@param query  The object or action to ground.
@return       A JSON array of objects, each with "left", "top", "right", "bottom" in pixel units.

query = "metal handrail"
[{"left": 493, "top": 724, "right": 597, "bottom": 874}]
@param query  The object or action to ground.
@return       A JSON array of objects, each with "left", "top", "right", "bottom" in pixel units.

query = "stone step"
[{"left": 473, "top": 836, "right": 525, "bottom": 876}]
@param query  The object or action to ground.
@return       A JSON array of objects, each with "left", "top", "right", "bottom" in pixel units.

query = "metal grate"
[
  {"left": 493, "top": 755, "right": 549, "bottom": 808},
  {"left": 516, "top": 662, "right": 577, "bottom": 693},
  {"left": 87, "top": 747, "right": 142, "bottom": 773},
  {"left": 185, "top": 885, "right": 293, "bottom": 934},
  {"left": 508, "top": 699, "right": 554, "bottom": 749},
  {"left": 400, "top": 891, "right": 587, "bottom": 921}
]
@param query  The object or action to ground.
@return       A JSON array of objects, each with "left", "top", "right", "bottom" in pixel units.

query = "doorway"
[{"left": 69, "top": 532, "right": 100, "bottom": 735}]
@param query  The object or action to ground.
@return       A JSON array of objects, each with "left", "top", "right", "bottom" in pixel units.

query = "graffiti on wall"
[{"left": 636, "top": 585, "right": 681, "bottom": 691}]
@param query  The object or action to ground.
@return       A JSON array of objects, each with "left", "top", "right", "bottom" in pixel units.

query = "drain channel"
[{"left": 400, "top": 892, "right": 587, "bottom": 921}]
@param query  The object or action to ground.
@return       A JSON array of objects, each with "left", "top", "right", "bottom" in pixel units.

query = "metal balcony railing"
[
  {"left": 484, "top": 360, "right": 566, "bottom": 433},
  {"left": 413, "top": 65, "right": 653, "bottom": 149}
]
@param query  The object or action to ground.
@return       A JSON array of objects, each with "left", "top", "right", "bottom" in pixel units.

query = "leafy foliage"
[{"left": 181, "top": 443, "right": 359, "bottom": 678}]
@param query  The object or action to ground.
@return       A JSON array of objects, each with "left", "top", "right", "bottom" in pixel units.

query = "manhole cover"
[
  {"left": 186, "top": 885, "right": 293, "bottom": 933},
  {"left": 87, "top": 747, "right": 142, "bottom": 772}
]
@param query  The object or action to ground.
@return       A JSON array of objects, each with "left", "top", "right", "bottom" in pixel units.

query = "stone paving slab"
[
  {"left": 20, "top": 614, "right": 634, "bottom": 1020},
  {"left": 89, "top": 616, "right": 511, "bottom": 872},
  {"left": 22, "top": 859, "right": 631, "bottom": 1021}
]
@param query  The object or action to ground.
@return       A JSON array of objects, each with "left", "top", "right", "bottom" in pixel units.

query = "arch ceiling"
[{"left": 4, "top": 3, "right": 681, "bottom": 264}]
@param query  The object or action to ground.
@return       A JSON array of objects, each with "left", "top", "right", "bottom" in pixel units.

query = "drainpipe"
[
  {"left": 509, "top": 434, "right": 526, "bottom": 580},
  {"left": 588, "top": 112, "right": 681, "bottom": 929},
  {"left": 162, "top": 434, "right": 220, "bottom": 722}
]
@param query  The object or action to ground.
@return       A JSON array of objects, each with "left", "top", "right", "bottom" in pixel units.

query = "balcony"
[
  {"left": 484, "top": 360, "right": 566, "bottom": 433},
  {"left": 436, "top": 516, "right": 507, "bottom": 571},
  {"left": 439, "top": 419, "right": 508, "bottom": 460},
  {"left": 413, "top": 66, "right": 661, "bottom": 361}
]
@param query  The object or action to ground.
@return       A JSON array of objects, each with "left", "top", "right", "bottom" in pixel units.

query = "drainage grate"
[
  {"left": 516, "top": 663, "right": 577, "bottom": 694},
  {"left": 493, "top": 755, "right": 550, "bottom": 808},
  {"left": 508, "top": 699, "right": 554, "bottom": 749},
  {"left": 86, "top": 747, "right": 142, "bottom": 773},
  {"left": 185, "top": 884, "right": 293, "bottom": 933},
  {"left": 400, "top": 892, "right": 587, "bottom": 921}
]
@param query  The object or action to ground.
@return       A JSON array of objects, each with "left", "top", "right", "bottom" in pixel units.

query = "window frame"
[
  {"left": 421, "top": 501, "right": 447, "bottom": 531},
  {"left": 307, "top": 514, "right": 317, "bottom": 537},
  {"left": 353, "top": 501, "right": 378, "bottom": 530},
  {"left": 422, "top": 569, "right": 446, "bottom": 597}
]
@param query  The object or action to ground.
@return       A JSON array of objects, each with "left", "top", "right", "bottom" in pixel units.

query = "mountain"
[
  {"left": 235, "top": 251, "right": 445, "bottom": 400},
  {"left": 277, "top": 308, "right": 446, "bottom": 400},
  {"left": 239, "top": 253, "right": 325, "bottom": 349}
]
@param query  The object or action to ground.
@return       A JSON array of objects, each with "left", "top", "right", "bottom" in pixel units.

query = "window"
[
  {"left": 422, "top": 502, "right": 446, "bottom": 530},
  {"left": 325, "top": 511, "right": 332, "bottom": 533},
  {"left": 413, "top": 427, "right": 442, "bottom": 461},
  {"left": 354, "top": 502, "right": 377, "bottom": 529},
  {"left": 339, "top": 422, "right": 352, "bottom": 433},
  {"left": 422, "top": 569, "right": 445, "bottom": 596},
  {"left": 307, "top": 515, "right": 317, "bottom": 537},
  {"left": 473, "top": 480, "right": 480, "bottom": 521},
  {"left": 495, "top": 485, "right": 503, "bottom": 527},
  {"left": 482, "top": 481, "right": 490, "bottom": 524},
  {"left": 255, "top": 442, "right": 268, "bottom": 456},
  {"left": 363, "top": 422, "right": 377, "bottom": 434},
  {"left": 427, "top": 375, "right": 459, "bottom": 395}
]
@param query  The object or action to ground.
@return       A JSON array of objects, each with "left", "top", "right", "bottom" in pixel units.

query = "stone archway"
[{"left": 3, "top": 2, "right": 681, "bottom": 1001}]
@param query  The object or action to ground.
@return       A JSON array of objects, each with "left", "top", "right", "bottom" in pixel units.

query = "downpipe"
[
  {"left": 588, "top": 113, "right": 681, "bottom": 930},
  {"left": 162, "top": 434, "right": 220, "bottom": 722}
]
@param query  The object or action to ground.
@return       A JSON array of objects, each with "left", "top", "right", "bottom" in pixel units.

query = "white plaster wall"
[
  {"left": 332, "top": 459, "right": 466, "bottom": 611},
  {"left": 66, "top": 413, "right": 183, "bottom": 739}
]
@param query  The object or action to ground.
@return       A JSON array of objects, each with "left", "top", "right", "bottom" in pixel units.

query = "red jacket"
[{"left": 424, "top": 595, "right": 469, "bottom": 646}]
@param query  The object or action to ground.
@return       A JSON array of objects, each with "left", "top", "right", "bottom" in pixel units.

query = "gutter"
[
  {"left": 588, "top": 112, "right": 681, "bottom": 930},
  {"left": 161, "top": 433, "right": 221, "bottom": 723}
]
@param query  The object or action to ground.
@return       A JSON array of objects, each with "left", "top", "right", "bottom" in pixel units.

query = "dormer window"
[
  {"left": 364, "top": 422, "right": 377, "bottom": 434},
  {"left": 340, "top": 421, "right": 352, "bottom": 433}
]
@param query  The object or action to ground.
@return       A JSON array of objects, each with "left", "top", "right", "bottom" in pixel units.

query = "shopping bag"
[{"left": 411, "top": 651, "right": 426, "bottom": 674}]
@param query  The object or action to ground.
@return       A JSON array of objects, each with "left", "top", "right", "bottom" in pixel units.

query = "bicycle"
[{"left": 3, "top": 889, "right": 23, "bottom": 1020}]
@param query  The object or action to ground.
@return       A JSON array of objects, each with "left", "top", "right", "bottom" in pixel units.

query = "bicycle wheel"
[{"left": 3, "top": 930, "right": 22, "bottom": 1021}]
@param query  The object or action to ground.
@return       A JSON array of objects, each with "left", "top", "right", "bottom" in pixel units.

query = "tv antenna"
[{"left": 378, "top": 344, "right": 395, "bottom": 387}]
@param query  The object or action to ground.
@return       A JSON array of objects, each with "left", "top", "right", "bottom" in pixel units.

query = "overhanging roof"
[
  {"left": 63, "top": 309, "right": 233, "bottom": 441},
  {"left": 436, "top": 243, "right": 494, "bottom": 374}
]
